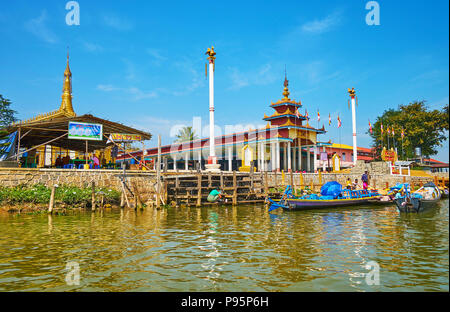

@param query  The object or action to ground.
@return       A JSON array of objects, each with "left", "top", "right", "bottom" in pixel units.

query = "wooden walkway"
[{"left": 162, "top": 171, "right": 272, "bottom": 207}]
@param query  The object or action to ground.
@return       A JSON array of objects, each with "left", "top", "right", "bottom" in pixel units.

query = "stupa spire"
[
  {"left": 59, "top": 48, "right": 75, "bottom": 116},
  {"left": 282, "top": 66, "right": 290, "bottom": 100}
]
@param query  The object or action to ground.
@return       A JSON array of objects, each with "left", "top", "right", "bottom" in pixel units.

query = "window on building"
[{"left": 342, "top": 153, "right": 346, "bottom": 161}]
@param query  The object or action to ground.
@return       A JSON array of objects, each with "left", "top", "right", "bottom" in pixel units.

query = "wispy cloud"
[
  {"left": 82, "top": 41, "right": 103, "bottom": 52},
  {"left": 228, "top": 63, "right": 277, "bottom": 90},
  {"left": 301, "top": 11, "right": 342, "bottom": 34},
  {"left": 102, "top": 14, "right": 133, "bottom": 31},
  {"left": 24, "top": 10, "right": 58, "bottom": 43},
  {"left": 171, "top": 59, "right": 206, "bottom": 96},
  {"left": 96, "top": 84, "right": 157, "bottom": 100},
  {"left": 147, "top": 48, "right": 168, "bottom": 66}
]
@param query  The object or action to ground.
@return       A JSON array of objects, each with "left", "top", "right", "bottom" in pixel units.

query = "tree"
[
  {"left": 0, "top": 94, "right": 17, "bottom": 128},
  {"left": 369, "top": 101, "right": 448, "bottom": 160},
  {"left": 174, "top": 126, "right": 198, "bottom": 143},
  {"left": 0, "top": 95, "right": 17, "bottom": 156}
]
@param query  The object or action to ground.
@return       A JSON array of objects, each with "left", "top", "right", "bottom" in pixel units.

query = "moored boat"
[
  {"left": 394, "top": 182, "right": 441, "bottom": 213},
  {"left": 267, "top": 182, "right": 381, "bottom": 212}
]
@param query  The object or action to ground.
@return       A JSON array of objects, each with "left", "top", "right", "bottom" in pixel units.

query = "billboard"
[
  {"left": 108, "top": 133, "right": 142, "bottom": 142},
  {"left": 68, "top": 122, "right": 103, "bottom": 141}
]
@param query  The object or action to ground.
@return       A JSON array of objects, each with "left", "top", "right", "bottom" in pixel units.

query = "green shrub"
[{"left": 0, "top": 184, "right": 121, "bottom": 206}]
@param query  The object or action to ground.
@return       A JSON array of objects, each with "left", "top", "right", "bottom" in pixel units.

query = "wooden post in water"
[
  {"left": 232, "top": 171, "right": 237, "bottom": 205},
  {"left": 196, "top": 174, "right": 202, "bottom": 207},
  {"left": 48, "top": 185, "right": 55, "bottom": 214},
  {"left": 264, "top": 172, "right": 269, "bottom": 196},
  {"left": 220, "top": 171, "right": 224, "bottom": 191},
  {"left": 120, "top": 191, "right": 125, "bottom": 208},
  {"left": 250, "top": 162, "right": 254, "bottom": 192},
  {"left": 91, "top": 181, "right": 96, "bottom": 211},
  {"left": 156, "top": 135, "right": 161, "bottom": 209}
]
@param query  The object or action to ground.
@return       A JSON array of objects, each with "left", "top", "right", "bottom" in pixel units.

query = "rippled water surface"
[{"left": 0, "top": 200, "right": 448, "bottom": 291}]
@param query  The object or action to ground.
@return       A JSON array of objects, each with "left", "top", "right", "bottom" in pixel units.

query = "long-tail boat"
[
  {"left": 267, "top": 183, "right": 381, "bottom": 212},
  {"left": 394, "top": 182, "right": 441, "bottom": 213}
]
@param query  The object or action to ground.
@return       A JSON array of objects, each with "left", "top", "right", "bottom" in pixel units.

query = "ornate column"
[
  {"left": 348, "top": 87, "right": 358, "bottom": 165},
  {"left": 205, "top": 46, "right": 220, "bottom": 172}
]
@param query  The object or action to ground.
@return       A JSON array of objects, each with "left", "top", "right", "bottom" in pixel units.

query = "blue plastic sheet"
[{"left": 320, "top": 181, "right": 342, "bottom": 198}]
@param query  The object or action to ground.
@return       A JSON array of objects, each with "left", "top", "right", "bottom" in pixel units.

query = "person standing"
[{"left": 362, "top": 170, "right": 369, "bottom": 190}]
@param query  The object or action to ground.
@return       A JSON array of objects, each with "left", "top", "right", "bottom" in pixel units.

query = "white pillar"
[
  {"left": 293, "top": 145, "right": 297, "bottom": 172},
  {"left": 350, "top": 94, "right": 357, "bottom": 165},
  {"left": 261, "top": 143, "right": 265, "bottom": 172},
  {"left": 185, "top": 152, "right": 189, "bottom": 170},
  {"left": 283, "top": 142, "right": 287, "bottom": 171},
  {"left": 298, "top": 143, "right": 302, "bottom": 172},
  {"left": 287, "top": 142, "right": 292, "bottom": 172},
  {"left": 198, "top": 150, "right": 202, "bottom": 170},
  {"left": 271, "top": 142, "right": 276, "bottom": 171},
  {"left": 173, "top": 154, "right": 177, "bottom": 171},
  {"left": 276, "top": 141, "right": 281, "bottom": 172},
  {"left": 307, "top": 146, "right": 311, "bottom": 172},
  {"left": 228, "top": 146, "right": 232, "bottom": 171},
  {"left": 313, "top": 144, "right": 317, "bottom": 172}
]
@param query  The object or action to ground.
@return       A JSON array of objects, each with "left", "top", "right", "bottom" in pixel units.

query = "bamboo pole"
[
  {"left": 232, "top": 171, "right": 237, "bottom": 205},
  {"left": 91, "top": 181, "right": 96, "bottom": 211},
  {"left": 196, "top": 174, "right": 202, "bottom": 207},
  {"left": 48, "top": 185, "right": 55, "bottom": 214},
  {"left": 156, "top": 135, "right": 161, "bottom": 208}
]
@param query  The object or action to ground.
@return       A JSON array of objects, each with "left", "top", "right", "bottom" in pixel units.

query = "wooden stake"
[
  {"left": 232, "top": 171, "right": 237, "bottom": 205},
  {"left": 48, "top": 185, "right": 55, "bottom": 214},
  {"left": 156, "top": 134, "right": 161, "bottom": 208},
  {"left": 91, "top": 181, "right": 96, "bottom": 211},
  {"left": 196, "top": 174, "right": 202, "bottom": 207}
]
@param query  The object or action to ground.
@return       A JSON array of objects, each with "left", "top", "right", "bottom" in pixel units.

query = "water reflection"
[{"left": 0, "top": 200, "right": 448, "bottom": 291}]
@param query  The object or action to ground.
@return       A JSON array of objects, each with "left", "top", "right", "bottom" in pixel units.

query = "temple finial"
[
  {"left": 59, "top": 50, "right": 75, "bottom": 116},
  {"left": 282, "top": 66, "right": 290, "bottom": 100}
]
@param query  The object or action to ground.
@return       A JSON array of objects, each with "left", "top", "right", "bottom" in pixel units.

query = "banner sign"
[
  {"left": 68, "top": 122, "right": 103, "bottom": 141},
  {"left": 108, "top": 133, "right": 142, "bottom": 142}
]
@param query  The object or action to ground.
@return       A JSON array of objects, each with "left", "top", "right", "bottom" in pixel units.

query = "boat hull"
[
  {"left": 394, "top": 197, "right": 440, "bottom": 213},
  {"left": 281, "top": 196, "right": 380, "bottom": 211}
]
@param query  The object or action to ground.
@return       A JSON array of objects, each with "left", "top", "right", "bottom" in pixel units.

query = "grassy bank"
[{"left": 0, "top": 184, "right": 121, "bottom": 213}]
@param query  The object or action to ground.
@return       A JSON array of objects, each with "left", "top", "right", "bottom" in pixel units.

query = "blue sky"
[{"left": 1, "top": 0, "right": 448, "bottom": 161}]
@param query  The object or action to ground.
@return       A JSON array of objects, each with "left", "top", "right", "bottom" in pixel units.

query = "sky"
[{"left": 0, "top": 0, "right": 448, "bottom": 161}]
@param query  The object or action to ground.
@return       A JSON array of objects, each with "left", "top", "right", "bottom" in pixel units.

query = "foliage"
[
  {"left": 0, "top": 94, "right": 17, "bottom": 128},
  {"left": 174, "top": 126, "right": 198, "bottom": 143},
  {"left": 0, "top": 184, "right": 121, "bottom": 206},
  {"left": 369, "top": 101, "right": 449, "bottom": 159}
]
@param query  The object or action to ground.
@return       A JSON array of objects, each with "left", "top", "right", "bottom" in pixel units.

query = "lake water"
[{"left": 0, "top": 200, "right": 448, "bottom": 292}]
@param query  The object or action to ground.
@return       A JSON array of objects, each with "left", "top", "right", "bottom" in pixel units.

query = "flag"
[
  {"left": 337, "top": 114, "right": 342, "bottom": 128},
  {"left": 305, "top": 109, "right": 309, "bottom": 120},
  {"left": 392, "top": 127, "right": 395, "bottom": 136},
  {"left": 317, "top": 110, "right": 320, "bottom": 122},
  {"left": 295, "top": 106, "right": 300, "bottom": 118},
  {"left": 381, "top": 122, "right": 384, "bottom": 134},
  {"left": 387, "top": 126, "right": 391, "bottom": 135},
  {"left": 401, "top": 128, "right": 404, "bottom": 139},
  {"left": 328, "top": 113, "right": 331, "bottom": 126},
  {"left": 369, "top": 120, "right": 372, "bottom": 134}
]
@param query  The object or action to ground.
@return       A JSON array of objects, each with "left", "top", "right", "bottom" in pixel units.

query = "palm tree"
[{"left": 174, "top": 126, "right": 198, "bottom": 143}]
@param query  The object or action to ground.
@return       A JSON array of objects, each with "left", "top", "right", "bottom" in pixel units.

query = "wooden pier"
[{"left": 162, "top": 171, "right": 271, "bottom": 207}]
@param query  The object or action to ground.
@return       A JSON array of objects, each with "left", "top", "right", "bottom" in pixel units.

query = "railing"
[{"left": 389, "top": 162, "right": 411, "bottom": 176}]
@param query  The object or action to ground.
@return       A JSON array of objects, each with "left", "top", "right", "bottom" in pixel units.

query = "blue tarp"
[
  {"left": 0, "top": 131, "right": 17, "bottom": 161},
  {"left": 320, "top": 181, "right": 342, "bottom": 198}
]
